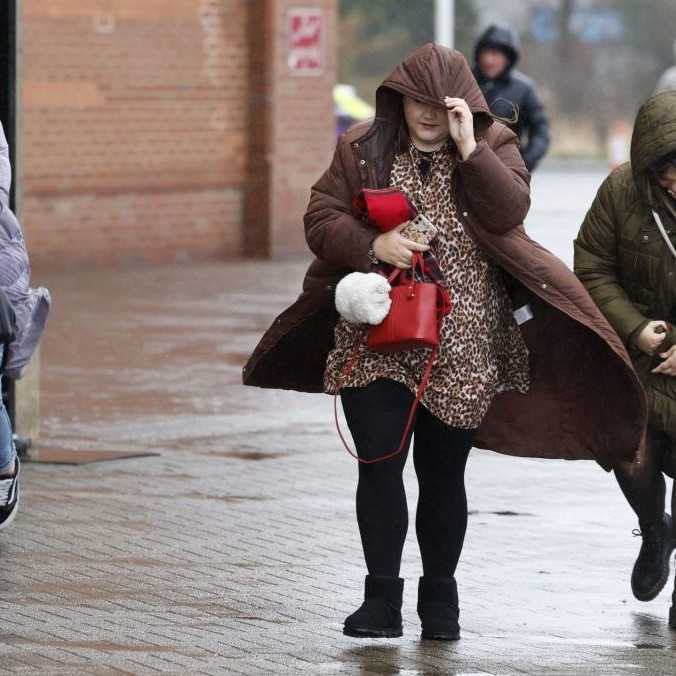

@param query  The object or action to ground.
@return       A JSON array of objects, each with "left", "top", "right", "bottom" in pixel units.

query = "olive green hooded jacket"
[{"left": 575, "top": 91, "right": 676, "bottom": 436}]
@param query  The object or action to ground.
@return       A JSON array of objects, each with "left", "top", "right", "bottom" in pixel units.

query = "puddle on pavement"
[
  {"left": 187, "top": 491, "right": 271, "bottom": 503},
  {"left": 21, "top": 584, "right": 157, "bottom": 600},
  {"left": 26, "top": 448, "right": 158, "bottom": 464},
  {"left": 525, "top": 635, "right": 635, "bottom": 648},
  {"left": 36, "top": 489, "right": 271, "bottom": 502},
  {"left": 233, "top": 615, "right": 289, "bottom": 624},
  {"left": 205, "top": 450, "right": 289, "bottom": 461},
  {"left": 8, "top": 638, "right": 177, "bottom": 653}
]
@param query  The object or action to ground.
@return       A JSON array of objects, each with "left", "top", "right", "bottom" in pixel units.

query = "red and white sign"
[{"left": 288, "top": 8, "right": 322, "bottom": 75}]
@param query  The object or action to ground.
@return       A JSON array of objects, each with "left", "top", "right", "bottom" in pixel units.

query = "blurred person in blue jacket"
[{"left": 473, "top": 25, "right": 550, "bottom": 172}]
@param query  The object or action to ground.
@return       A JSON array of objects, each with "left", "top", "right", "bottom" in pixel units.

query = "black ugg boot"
[
  {"left": 417, "top": 576, "right": 460, "bottom": 641},
  {"left": 343, "top": 575, "right": 404, "bottom": 638},
  {"left": 631, "top": 513, "right": 674, "bottom": 602}
]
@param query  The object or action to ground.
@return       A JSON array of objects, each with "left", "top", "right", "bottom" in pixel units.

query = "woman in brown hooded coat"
[{"left": 243, "top": 45, "right": 646, "bottom": 639}]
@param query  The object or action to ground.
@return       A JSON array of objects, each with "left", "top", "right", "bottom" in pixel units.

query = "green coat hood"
[{"left": 630, "top": 90, "right": 676, "bottom": 214}]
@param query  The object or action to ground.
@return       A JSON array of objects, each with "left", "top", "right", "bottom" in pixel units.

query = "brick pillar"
[{"left": 244, "top": 0, "right": 337, "bottom": 258}]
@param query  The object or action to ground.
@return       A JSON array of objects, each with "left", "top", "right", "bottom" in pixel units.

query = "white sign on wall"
[{"left": 288, "top": 8, "right": 322, "bottom": 75}]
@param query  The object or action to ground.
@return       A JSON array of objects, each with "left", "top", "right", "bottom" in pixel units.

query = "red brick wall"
[{"left": 20, "top": 0, "right": 337, "bottom": 269}]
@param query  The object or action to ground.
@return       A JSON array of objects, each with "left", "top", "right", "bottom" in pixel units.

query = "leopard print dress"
[{"left": 324, "top": 142, "right": 530, "bottom": 429}]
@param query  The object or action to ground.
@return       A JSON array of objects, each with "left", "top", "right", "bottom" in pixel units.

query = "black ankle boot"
[
  {"left": 631, "top": 513, "right": 675, "bottom": 602},
  {"left": 670, "top": 578, "right": 676, "bottom": 630},
  {"left": 343, "top": 575, "right": 404, "bottom": 638},
  {"left": 417, "top": 576, "right": 460, "bottom": 641}
]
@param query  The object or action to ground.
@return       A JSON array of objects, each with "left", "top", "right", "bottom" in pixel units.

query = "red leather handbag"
[
  {"left": 368, "top": 254, "right": 449, "bottom": 352},
  {"left": 334, "top": 253, "right": 452, "bottom": 464}
]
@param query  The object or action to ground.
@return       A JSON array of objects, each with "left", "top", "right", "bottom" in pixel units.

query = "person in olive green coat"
[{"left": 575, "top": 91, "right": 676, "bottom": 628}]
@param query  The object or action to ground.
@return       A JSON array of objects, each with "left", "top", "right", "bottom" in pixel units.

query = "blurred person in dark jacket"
[{"left": 473, "top": 25, "right": 550, "bottom": 172}]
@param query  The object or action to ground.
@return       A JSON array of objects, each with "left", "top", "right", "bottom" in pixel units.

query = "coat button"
[
  {"left": 462, "top": 211, "right": 468, "bottom": 217},
  {"left": 353, "top": 142, "right": 359, "bottom": 148},
  {"left": 359, "top": 159, "right": 366, "bottom": 166},
  {"left": 643, "top": 235, "right": 649, "bottom": 240},
  {"left": 541, "top": 283, "right": 548, "bottom": 290}
]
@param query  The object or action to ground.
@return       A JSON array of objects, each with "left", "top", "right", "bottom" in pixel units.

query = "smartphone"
[{"left": 401, "top": 213, "right": 438, "bottom": 246}]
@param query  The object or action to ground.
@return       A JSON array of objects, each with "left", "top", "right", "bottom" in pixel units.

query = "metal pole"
[{"left": 435, "top": 0, "right": 455, "bottom": 49}]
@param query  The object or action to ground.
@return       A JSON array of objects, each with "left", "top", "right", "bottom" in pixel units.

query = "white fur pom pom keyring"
[{"left": 335, "top": 272, "right": 392, "bottom": 325}]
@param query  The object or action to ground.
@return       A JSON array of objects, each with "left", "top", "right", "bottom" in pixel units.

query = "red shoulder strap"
[{"left": 333, "top": 344, "right": 438, "bottom": 464}]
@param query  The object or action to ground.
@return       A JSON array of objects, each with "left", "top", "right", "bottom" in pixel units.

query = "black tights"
[
  {"left": 340, "top": 378, "right": 475, "bottom": 578},
  {"left": 614, "top": 430, "right": 675, "bottom": 533}
]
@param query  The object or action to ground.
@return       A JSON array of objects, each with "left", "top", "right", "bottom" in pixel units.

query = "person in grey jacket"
[
  {"left": 0, "top": 121, "right": 50, "bottom": 529},
  {"left": 473, "top": 25, "right": 550, "bottom": 172}
]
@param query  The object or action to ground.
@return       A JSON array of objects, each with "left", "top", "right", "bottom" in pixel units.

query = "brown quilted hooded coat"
[{"left": 243, "top": 44, "right": 646, "bottom": 470}]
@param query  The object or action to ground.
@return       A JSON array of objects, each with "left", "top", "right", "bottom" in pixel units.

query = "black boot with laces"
[{"left": 631, "top": 513, "right": 674, "bottom": 602}]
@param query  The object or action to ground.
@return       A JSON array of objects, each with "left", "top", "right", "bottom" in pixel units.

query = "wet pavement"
[{"left": 2, "top": 164, "right": 676, "bottom": 674}]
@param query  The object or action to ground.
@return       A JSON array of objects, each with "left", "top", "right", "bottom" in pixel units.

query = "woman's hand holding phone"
[{"left": 373, "top": 222, "right": 430, "bottom": 269}]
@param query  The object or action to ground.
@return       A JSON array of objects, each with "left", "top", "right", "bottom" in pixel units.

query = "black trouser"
[{"left": 341, "top": 378, "right": 476, "bottom": 578}]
